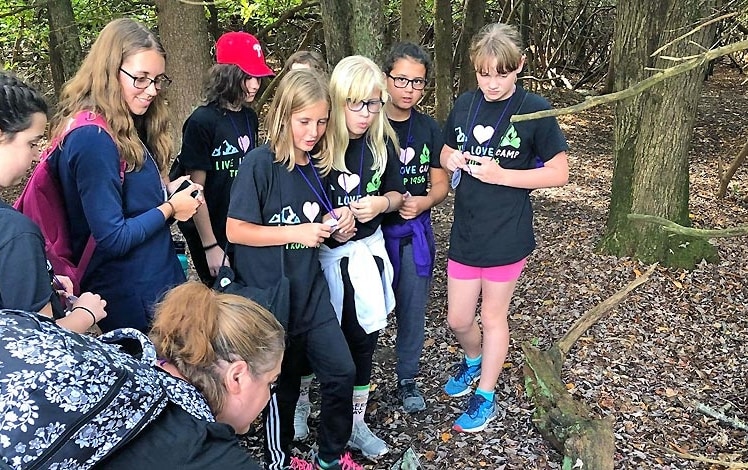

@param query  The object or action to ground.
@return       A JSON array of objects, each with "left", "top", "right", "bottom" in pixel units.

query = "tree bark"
[
  {"left": 154, "top": 0, "right": 212, "bottom": 154},
  {"left": 598, "top": 0, "right": 719, "bottom": 268},
  {"left": 350, "top": 0, "right": 385, "bottom": 64},
  {"left": 400, "top": 0, "right": 420, "bottom": 42},
  {"left": 45, "top": 0, "right": 82, "bottom": 95},
  {"left": 456, "top": 0, "right": 485, "bottom": 95},
  {"left": 433, "top": 0, "right": 453, "bottom": 124},
  {"left": 318, "top": 0, "right": 353, "bottom": 67}
]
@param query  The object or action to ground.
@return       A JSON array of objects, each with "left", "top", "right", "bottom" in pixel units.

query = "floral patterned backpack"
[{"left": 0, "top": 310, "right": 214, "bottom": 470}]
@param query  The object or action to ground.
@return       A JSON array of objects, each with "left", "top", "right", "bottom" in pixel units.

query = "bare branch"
[
  {"left": 512, "top": 39, "right": 748, "bottom": 122},
  {"left": 627, "top": 214, "right": 748, "bottom": 238},
  {"left": 650, "top": 443, "right": 748, "bottom": 468},
  {"left": 650, "top": 11, "right": 739, "bottom": 57}
]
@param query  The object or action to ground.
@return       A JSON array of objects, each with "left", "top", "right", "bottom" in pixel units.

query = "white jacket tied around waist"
[{"left": 318, "top": 227, "right": 395, "bottom": 334}]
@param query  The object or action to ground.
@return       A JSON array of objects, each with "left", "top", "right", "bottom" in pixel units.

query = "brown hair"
[
  {"left": 469, "top": 23, "right": 524, "bottom": 74},
  {"left": 149, "top": 282, "right": 285, "bottom": 414},
  {"left": 282, "top": 50, "right": 326, "bottom": 75},
  {"left": 52, "top": 18, "right": 172, "bottom": 172}
]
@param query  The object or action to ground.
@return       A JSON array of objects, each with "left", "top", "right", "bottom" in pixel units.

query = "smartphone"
[{"left": 176, "top": 179, "right": 200, "bottom": 198}]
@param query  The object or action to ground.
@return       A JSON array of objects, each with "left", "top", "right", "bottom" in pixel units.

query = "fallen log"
[{"left": 523, "top": 264, "right": 657, "bottom": 469}]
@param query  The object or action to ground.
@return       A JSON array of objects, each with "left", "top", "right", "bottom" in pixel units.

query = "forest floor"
[
  {"left": 3, "top": 63, "right": 745, "bottom": 470},
  {"left": 243, "top": 62, "right": 748, "bottom": 469}
]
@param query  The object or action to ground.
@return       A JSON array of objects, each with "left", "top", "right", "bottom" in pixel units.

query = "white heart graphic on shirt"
[
  {"left": 399, "top": 147, "right": 416, "bottom": 165},
  {"left": 303, "top": 201, "right": 320, "bottom": 222},
  {"left": 338, "top": 173, "right": 360, "bottom": 193},
  {"left": 473, "top": 125, "right": 495, "bottom": 144},
  {"left": 238, "top": 135, "right": 251, "bottom": 153}
]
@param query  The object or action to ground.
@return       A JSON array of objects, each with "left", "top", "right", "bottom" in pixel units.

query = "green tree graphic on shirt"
[
  {"left": 500, "top": 125, "right": 521, "bottom": 148},
  {"left": 420, "top": 145, "right": 430, "bottom": 164},
  {"left": 366, "top": 171, "right": 382, "bottom": 193}
]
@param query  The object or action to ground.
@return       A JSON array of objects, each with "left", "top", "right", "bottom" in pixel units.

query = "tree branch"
[
  {"left": 256, "top": 1, "right": 319, "bottom": 39},
  {"left": 650, "top": 443, "right": 748, "bottom": 468},
  {"left": 556, "top": 263, "right": 656, "bottom": 357},
  {"left": 512, "top": 39, "right": 748, "bottom": 122},
  {"left": 627, "top": 214, "right": 748, "bottom": 238}
]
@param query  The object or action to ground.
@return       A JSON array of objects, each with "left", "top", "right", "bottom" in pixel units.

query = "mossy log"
[{"left": 523, "top": 264, "right": 656, "bottom": 469}]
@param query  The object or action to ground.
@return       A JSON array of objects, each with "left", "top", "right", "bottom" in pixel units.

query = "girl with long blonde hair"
[
  {"left": 52, "top": 18, "right": 202, "bottom": 333},
  {"left": 318, "top": 55, "right": 406, "bottom": 461}
]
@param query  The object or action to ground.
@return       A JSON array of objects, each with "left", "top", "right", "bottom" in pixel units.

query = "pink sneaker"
[
  {"left": 290, "top": 456, "right": 315, "bottom": 470},
  {"left": 337, "top": 452, "right": 363, "bottom": 470}
]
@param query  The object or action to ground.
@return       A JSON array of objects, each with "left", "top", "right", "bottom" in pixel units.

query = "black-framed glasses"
[
  {"left": 386, "top": 73, "right": 427, "bottom": 90},
  {"left": 346, "top": 98, "right": 384, "bottom": 114},
  {"left": 119, "top": 68, "right": 172, "bottom": 91}
]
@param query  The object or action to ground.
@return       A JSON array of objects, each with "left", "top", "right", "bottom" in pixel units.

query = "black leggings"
[{"left": 340, "top": 256, "right": 383, "bottom": 386}]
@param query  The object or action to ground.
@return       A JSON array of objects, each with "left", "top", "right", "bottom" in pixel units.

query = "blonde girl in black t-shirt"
[
  {"left": 440, "top": 23, "right": 569, "bottom": 433},
  {"left": 320, "top": 55, "right": 406, "bottom": 461},
  {"left": 226, "top": 69, "right": 361, "bottom": 470}
]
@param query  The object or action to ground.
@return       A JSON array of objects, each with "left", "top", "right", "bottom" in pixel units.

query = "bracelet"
[
  {"left": 203, "top": 242, "right": 219, "bottom": 251},
  {"left": 383, "top": 195, "right": 391, "bottom": 213},
  {"left": 71, "top": 306, "right": 97, "bottom": 328},
  {"left": 165, "top": 200, "right": 176, "bottom": 218}
]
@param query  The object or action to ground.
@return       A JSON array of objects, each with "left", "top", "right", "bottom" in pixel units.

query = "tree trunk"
[
  {"left": 45, "top": 0, "right": 82, "bottom": 95},
  {"left": 456, "top": 0, "right": 485, "bottom": 94},
  {"left": 433, "top": 0, "right": 453, "bottom": 124},
  {"left": 318, "top": 0, "right": 353, "bottom": 67},
  {"left": 350, "top": 0, "right": 385, "bottom": 64},
  {"left": 598, "top": 0, "right": 718, "bottom": 268},
  {"left": 154, "top": 0, "right": 212, "bottom": 154},
  {"left": 400, "top": 0, "right": 420, "bottom": 42}
]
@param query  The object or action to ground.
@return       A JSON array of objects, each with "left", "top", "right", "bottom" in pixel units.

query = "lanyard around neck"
[
  {"left": 465, "top": 90, "right": 515, "bottom": 151},
  {"left": 227, "top": 110, "right": 253, "bottom": 150},
  {"left": 295, "top": 153, "right": 338, "bottom": 220}
]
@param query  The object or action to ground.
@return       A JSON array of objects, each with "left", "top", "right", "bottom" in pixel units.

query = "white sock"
[
  {"left": 298, "top": 374, "right": 314, "bottom": 404},
  {"left": 352, "top": 385, "right": 369, "bottom": 424}
]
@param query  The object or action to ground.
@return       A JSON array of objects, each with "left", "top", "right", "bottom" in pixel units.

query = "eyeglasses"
[
  {"left": 119, "top": 68, "right": 172, "bottom": 91},
  {"left": 346, "top": 98, "right": 384, "bottom": 114},
  {"left": 386, "top": 73, "right": 427, "bottom": 90}
]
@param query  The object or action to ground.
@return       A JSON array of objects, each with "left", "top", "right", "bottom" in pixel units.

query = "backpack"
[
  {"left": 13, "top": 111, "right": 123, "bottom": 295},
  {"left": 0, "top": 309, "right": 214, "bottom": 470}
]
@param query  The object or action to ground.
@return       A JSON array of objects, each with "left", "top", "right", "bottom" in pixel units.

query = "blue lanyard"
[
  {"left": 465, "top": 90, "right": 515, "bottom": 151},
  {"left": 356, "top": 139, "right": 365, "bottom": 198},
  {"left": 295, "top": 153, "right": 338, "bottom": 220},
  {"left": 228, "top": 110, "right": 253, "bottom": 150}
]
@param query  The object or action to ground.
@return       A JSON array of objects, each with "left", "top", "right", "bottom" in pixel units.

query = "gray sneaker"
[
  {"left": 397, "top": 379, "right": 426, "bottom": 413},
  {"left": 293, "top": 401, "right": 311, "bottom": 441},
  {"left": 347, "top": 420, "right": 389, "bottom": 459}
]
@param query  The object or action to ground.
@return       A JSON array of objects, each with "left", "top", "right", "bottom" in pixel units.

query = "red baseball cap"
[{"left": 215, "top": 31, "right": 274, "bottom": 77}]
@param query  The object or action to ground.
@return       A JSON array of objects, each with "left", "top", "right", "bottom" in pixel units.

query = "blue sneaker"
[
  {"left": 452, "top": 394, "right": 496, "bottom": 433},
  {"left": 443, "top": 360, "right": 481, "bottom": 397}
]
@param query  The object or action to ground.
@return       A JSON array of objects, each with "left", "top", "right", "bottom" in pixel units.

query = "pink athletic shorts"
[{"left": 447, "top": 257, "right": 527, "bottom": 282}]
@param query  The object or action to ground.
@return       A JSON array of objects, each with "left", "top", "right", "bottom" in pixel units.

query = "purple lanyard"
[
  {"left": 355, "top": 138, "right": 365, "bottom": 198},
  {"left": 228, "top": 110, "right": 253, "bottom": 150},
  {"left": 465, "top": 90, "right": 515, "bottom": 152},
  {"left": 295, "top": 153, "right": 338, "bottom": 220},
  {"left": 402, "top": 111, "right": 414, "bottom": 149}
]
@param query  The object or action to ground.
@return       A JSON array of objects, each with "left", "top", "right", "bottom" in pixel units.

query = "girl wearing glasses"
[
  {"left": 319, "top": 55, "right": 405, "bottom": 461},
  {"left": 381, "top": 42, "right": 449, "bottom": 414},
  {"left": 174, "top": 32, "right": 273, "bottom": 286},
  {"left": 440, "top": 23, "right": 568, "bottom": 433},
  {"left": 51, "top": 18, "right": 202, "bottom": 333}
]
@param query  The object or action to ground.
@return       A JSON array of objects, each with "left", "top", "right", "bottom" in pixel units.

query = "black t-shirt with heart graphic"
[
  {"left": 442, "top": 87, "right": 568, "bottom": 267},
  {"left": 228, "top": 145, "right": 337, "bottom": 335},
  {"left": 178, "top": 103, "right": 259, "bottom": 249},
  {"left": 326, "top": 135, "right": 405, "bottom": 247},
  {"left": 384, "top": 109, "right": 444, "bottom": 226}
]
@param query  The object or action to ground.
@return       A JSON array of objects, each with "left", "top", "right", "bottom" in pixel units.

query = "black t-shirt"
[
  {"left": 442, "top": 87, "right": 568, "bottom": 266},
  {"left": 227, "top": 145, "right": 337, "bottom": 336},
  {"left": 97, "top": 403, "right": 260, "bottom": 469},
  {"left": 327, "top": 135, "right": 405, "bottom": 246},
  {"left": 178, "top": 103, "right": 259, "bottom": 248},
  {"left": 384, "top": 109, "right": 444, "bottom": 226},
  {"left": 0, "top": 201, "right": 64, "bottom": 318}
]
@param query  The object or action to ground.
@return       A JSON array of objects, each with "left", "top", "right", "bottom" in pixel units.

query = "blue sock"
[
  {"left": 465, "top": 354, "right": 482, "bottom": 367},
  {"left": 476, "top": 387, "right": 494, "bottom": 402},
  {"left": 317, "top": 457, "right": 337, "bottom": 469}
]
